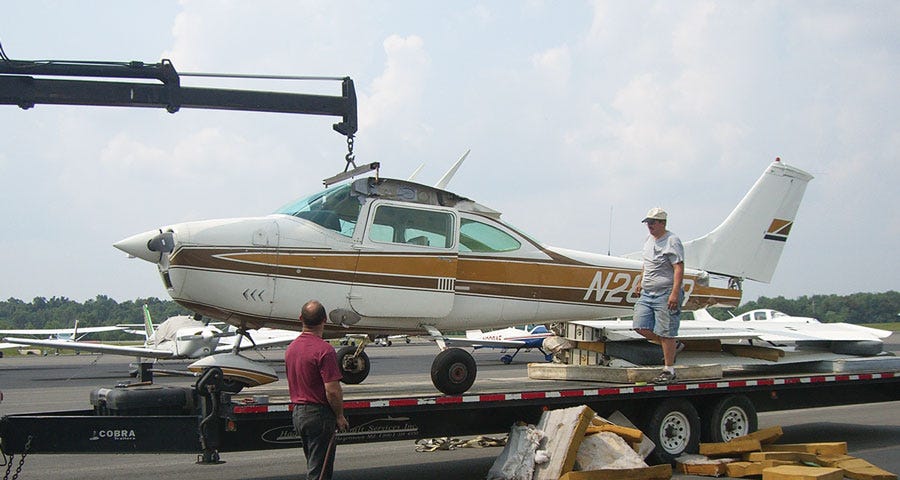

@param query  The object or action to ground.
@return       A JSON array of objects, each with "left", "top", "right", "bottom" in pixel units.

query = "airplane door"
[
  {"left": 250, "top": 220, "right": 279, "bottom": 319},
  {"left": 349, "top": 201, "right": 457, "bottom": 318}
]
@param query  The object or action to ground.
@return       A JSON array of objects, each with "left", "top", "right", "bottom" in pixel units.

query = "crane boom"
[{"left": 0, "top": 59, "right": 357, "bottom": 137}]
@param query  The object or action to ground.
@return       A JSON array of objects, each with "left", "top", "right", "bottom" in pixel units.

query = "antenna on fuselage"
[{"left": 434, "top": 149, "right": 470, "bottom": 190}]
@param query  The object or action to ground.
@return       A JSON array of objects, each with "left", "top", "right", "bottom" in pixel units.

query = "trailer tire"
[
  {"left": 431, "top": 348, "right": 477, "bottom": 395},
  {"left": 643, "top": 398, "right": 700, "bottom": 464},
  {"left": 702, "top": 394, "right": 757, "bottom": 443},
  {"left": 337, "top": 346, "right": 370, "bottom": 384}
]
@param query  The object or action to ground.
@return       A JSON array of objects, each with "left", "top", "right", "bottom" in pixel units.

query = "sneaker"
[
  {"left": 675, "top": 341, "right": 686, "bottom": 355},
  {"left": 651, "top": 370, "right": 677, "bottom": 385}
]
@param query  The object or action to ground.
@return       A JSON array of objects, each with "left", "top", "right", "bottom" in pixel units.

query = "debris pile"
[
  {"left": 675, "top": 426, "right": 898, "bottom": 480},
  {"left": 487, "top": 405, "right": 671, "bottom": 480}
]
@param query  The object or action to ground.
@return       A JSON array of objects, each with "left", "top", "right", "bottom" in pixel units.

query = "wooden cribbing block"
[
  {"left": 682, "top": 339, "right": 723, "bottom": 352},
  {"left": 534, "top": 405, "right": 596, "bottom": 480},
  {"left": 585, "top": 419, "right": 644, "bottom": 444},
  {"left": 576, "top": 341, "right": 607, "bottom": 354},
  {"left": 722, "top": 343, "right": 785, "bottom": 362},
  {"left": 559, "top": 464, "right": 672, "bottom": 480},
  {"left": 676, "top": 459, "right": 731, "bottom": 476},
  {"left": 747, "top": 451, "right": 820, "bottom": 463},
  {"left": 763, "top": 465, "right": 844, "bottom": 480},
  {"left": 763, "top": 442, "right": 848, "bottom": 456},
  {"left": 819, "top": 456, "right": 897, "bottom": 480},
  {"left": 727, "top": 461, "right": 766, "bottom": 478},
  {"left": 733, "top": 425, "right": 784, "bottom": 445},
  {"left": 699, "top": 438, "right": 762, "bottom": 457}
]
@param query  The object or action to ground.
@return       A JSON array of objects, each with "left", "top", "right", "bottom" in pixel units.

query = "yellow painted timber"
[
  {"left": 559, "top": 464, "right": 672, "bottom": 480},
  {"left": 763, "top": 465, "right": 844, "bottom": 480}
]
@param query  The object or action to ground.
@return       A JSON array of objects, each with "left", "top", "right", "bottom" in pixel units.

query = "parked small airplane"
[
  {"left": 0, "top": 321, "right": 124, "bottom": 353},
  {"left": 443, "top": 325, "right": 555, "bottom": 364},
  {"left": 113, "top": 159, "right": 813, "bottom": 394},
  {"left": 2, "top": 306, "right": 299, "bottom": 389}
]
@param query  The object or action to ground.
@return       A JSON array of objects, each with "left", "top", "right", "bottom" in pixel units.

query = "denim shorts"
[{"left": 633, "top": 289, "right": 682, "bottom": 338}]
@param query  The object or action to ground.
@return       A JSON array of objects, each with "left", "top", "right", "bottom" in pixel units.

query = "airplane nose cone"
[{"left": 114, "top": 229, "right": 172, "bottom": 263}]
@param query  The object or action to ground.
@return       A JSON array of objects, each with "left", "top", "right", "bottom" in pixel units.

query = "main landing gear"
[{"left": 336, "top": 328, "right": 479, "bottom": 396}]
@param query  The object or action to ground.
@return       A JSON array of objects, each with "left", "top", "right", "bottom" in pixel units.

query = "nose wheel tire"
[
  {"left": 431, "top": 348, "right": 477, "bottom": 395},
  {"left": 337, "top": 346, "right": 371, "bottom": 384}
]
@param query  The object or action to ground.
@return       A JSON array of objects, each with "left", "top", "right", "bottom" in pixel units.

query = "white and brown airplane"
[{"left": 113, "top": 159, "right": 812, "bottom": 394}]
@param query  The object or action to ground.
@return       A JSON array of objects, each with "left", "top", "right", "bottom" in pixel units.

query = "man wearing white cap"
[{"left": 634, "top": 207, "right": 685, "bottom": 384}]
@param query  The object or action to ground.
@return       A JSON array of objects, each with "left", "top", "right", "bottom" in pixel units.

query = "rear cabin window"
[
  {"left": 369, "top": 205, "right": 455, "bottom": 248},
  {"left": 459, "top": 218, "right": 521, "bottom": 253}
]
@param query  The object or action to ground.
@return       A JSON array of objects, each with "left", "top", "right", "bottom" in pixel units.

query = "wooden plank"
[
  {"left": 559, "top": 464, "right": 672, "bottom": 480},
  {"left": 682, "top": 339, "right": 723, "bottom": 352},
  {"left": 586, "top": 418, "right": 644, "bottom": 444},
  {"left": 763, "top": 465, "right": 844, "bottom": 480},
  {"left": 727, "top": 460, "right": 802, "bottom": 478},
  {"left": 577, "top": 341, "right": 607, "bottom": 354},
  {"left": 534, "top": 405, "right": 596, "bottom": 480},
  {"left": 818, "top": 456, "right": 898, "bottom": 480},
  {"left": 722, "top": 344, "right": 785, "bottom": 362},
  {"left": 699, "top": 438, "right": 762, "bottom": 457},
  {"left": 747, "top": 451, "right": 819, "bottom": 463},
  {"left": 527, "top": 363, "right": 723, "bottom": 384},
  {"left": 732, "top": 425, "right": 784, "bottom": 445},
  {"left": 676, "top": 460, "right": 730, "bottom": 476},
  {"left": 763, "top": 442, "right": 848, "bottom": 456}
]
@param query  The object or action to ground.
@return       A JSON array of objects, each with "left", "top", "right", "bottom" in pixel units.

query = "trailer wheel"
[
  {"left": 337, "top": 346, "right": 370, "bottom": 384},
  {"left": 431, "top": 348, "right": 477, "bottom": 395},
  {"left": 702, "top": 394, "right": 757, "bottom": 443},
  {"left": 643, "top": 398, "right": 700, "bottom": 464}
]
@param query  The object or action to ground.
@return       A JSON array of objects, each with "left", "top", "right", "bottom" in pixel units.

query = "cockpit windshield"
[{"left": 274, "top": 183, "right": 362, "bottom": 237}]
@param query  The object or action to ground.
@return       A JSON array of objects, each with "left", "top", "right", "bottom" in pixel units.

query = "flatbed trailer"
[{"left": 2, "top": 365, "right": 897, "bottom": 465}]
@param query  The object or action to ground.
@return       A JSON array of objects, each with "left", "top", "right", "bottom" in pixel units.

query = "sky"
[{"left": 0, "top": 1, "right": 897, "bottom": 305}]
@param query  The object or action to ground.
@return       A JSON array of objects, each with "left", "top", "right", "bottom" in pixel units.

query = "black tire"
[
  {"left": 702, "top": 395, "right": 758, "bottom": 443},
  {"left": 431, "top": 348, "right": 477, "bottom": 395},
  {"left": 337, "top": 346, "right": 370, "bottom": 384},
  {"left": 642, "top": 398, "right": 701, "bottom": 464}
]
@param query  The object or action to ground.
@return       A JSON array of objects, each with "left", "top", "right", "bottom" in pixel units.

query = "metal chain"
[
  {"left": 344, "top": 135, "right": 356, "bottom": 171},
  {"left": 3, "top": 435, "right": 31, "bottom": 480}
]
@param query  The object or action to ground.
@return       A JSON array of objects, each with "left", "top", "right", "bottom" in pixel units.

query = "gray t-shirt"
[{"left": 640, "top": 231, "right": 684, "bottom": 295}]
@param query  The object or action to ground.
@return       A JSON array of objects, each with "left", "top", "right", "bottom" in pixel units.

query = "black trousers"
[{"left": 293, "top": 404, "right": 337, "bottom": 480}]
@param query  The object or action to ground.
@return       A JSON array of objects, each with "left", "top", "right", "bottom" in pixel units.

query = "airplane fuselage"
[{"left": 117, "top": 177, "right": 740, "bottom": 336}]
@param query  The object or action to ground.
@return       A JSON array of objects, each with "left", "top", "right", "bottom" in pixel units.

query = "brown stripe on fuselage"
[{"left": 170, "top": 246, "right": 727, "bottom": 309}]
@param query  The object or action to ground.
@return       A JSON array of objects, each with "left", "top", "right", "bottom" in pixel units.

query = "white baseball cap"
[{"left": 642, "top": 207, "right": 667, "bottom": 223}]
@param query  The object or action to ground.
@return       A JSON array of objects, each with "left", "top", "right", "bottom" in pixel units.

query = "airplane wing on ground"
[{"left": 0, "top": 337, "right": 175, "bottom": 358}]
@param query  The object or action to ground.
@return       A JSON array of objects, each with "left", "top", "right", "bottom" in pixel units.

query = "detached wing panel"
[{"left": 442, "top": 337, "right": 525, "bottom": 349}]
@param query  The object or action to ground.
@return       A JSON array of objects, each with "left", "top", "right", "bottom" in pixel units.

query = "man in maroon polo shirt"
[{"left": 285, "top": 300, "right": 349, "bottom": 480}]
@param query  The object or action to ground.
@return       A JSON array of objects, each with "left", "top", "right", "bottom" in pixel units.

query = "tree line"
[{"left": 1, "top": 291, "right": 897, "bottom": 337}]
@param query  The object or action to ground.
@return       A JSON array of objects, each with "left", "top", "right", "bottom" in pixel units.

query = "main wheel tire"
[
  {"left": 431, "top": 348, "right": 477, "bottom": 395},
  {"left": 643, "top": 398, "right": 701, "bottom": 464},
  {"left": 337, "top": 346, "right": 370, "bottom": 384},
  {"left": 702, "top": 394, "right": 758, "bottom": 443}
]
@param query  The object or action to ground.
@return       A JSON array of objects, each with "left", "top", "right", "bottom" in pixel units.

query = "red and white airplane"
[{"left": 113, "top": 159, "right": 812, "bottom": 394}]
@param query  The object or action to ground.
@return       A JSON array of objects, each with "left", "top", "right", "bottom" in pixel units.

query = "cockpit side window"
[
  {"left": 369, "top": 205, "right": 454, "bottom": 248},
  {"left": 459, "top": 218, "right": 521, "bottom": 253},
  {"left": 274, "top": 183, "right": 362, "bottom": 237}
]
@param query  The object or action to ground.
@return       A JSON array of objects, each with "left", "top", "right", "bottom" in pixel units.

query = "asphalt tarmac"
[{"left": 1, "top": 338, "right": 898, "bottom": 479}]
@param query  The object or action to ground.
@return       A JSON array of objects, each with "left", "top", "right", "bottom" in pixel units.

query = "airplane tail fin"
[
  {"left": 142, "top": 305, "right": 156, "bottom": 344},
  {"left": 72, "top": 319, "right": 79, "bottom": 341},
  {"left": 683, "top": 159, "right": 813, "bottom": 283}
]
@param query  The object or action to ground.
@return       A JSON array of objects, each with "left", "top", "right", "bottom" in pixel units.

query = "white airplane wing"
[
  {"left": 0, "top": 326, "right": 123, "bottom": 335},
  {"left": 441, "top": 337, "right": 526, "bottom": 349},
  {"left": 214, "top": 329, "right": 299, "bottom": 353},
  {"left": 569, "top": 320, "right": 762, "bottom": 341},
  {"left": 0, "top": 337, "right": 175, "bottom": 358},
  {"left": 0, "top": 342, "right": 22, "bottom": 350}
]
